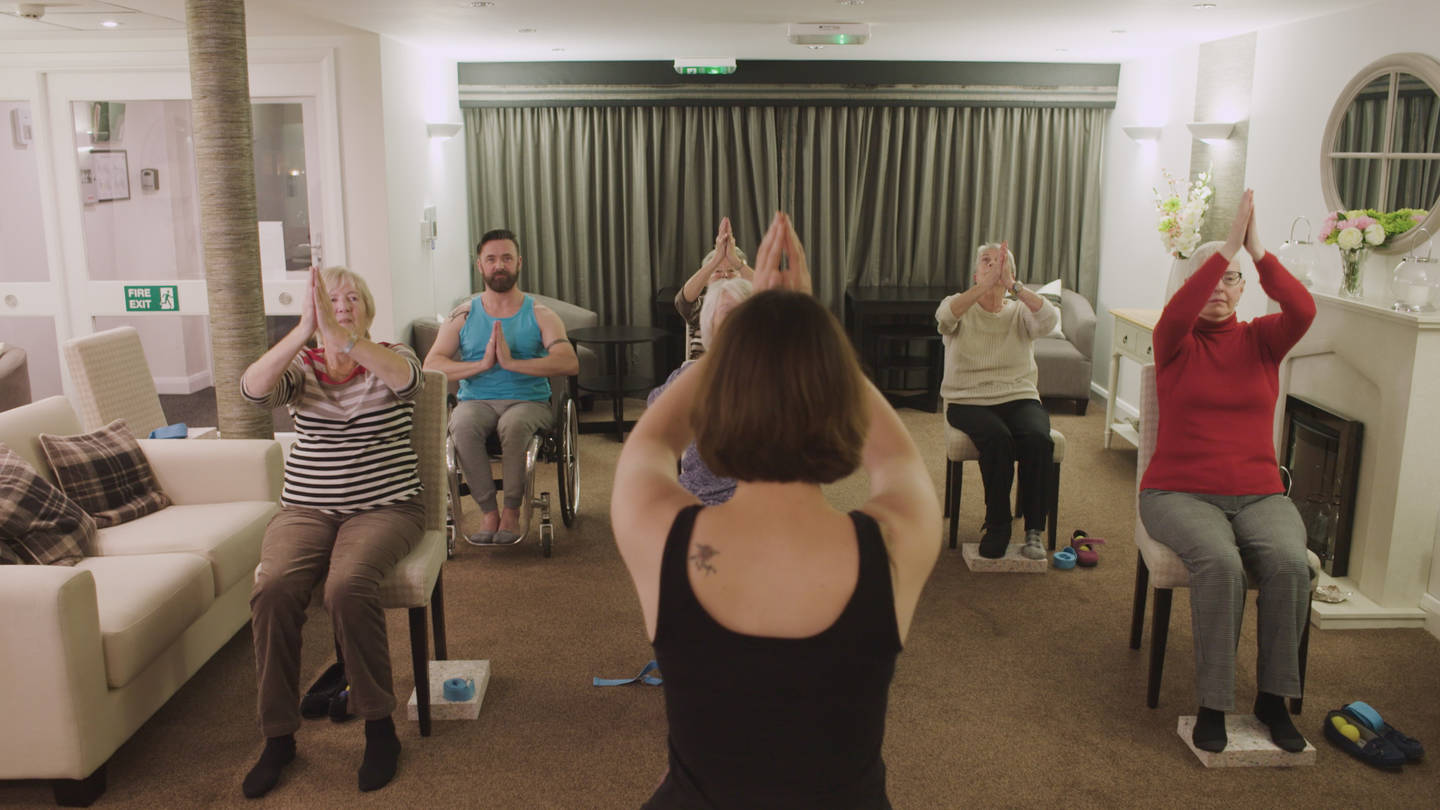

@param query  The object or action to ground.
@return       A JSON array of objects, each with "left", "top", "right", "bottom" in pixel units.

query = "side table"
[
  {"left": 569, "top": 325, "right": 670, "bottom": 442},
  {"left": 1104, "top": 308, "right": 1160, "bottom": 449}
]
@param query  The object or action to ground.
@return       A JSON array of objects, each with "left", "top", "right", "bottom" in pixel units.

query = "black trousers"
[{"left": 946, "top": 399, "right": 1052, "bottom": 530}]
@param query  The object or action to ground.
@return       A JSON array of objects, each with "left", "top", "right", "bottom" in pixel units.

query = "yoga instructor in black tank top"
[{"left": 613, "top": 211, "right": 943, "bottom": 810}]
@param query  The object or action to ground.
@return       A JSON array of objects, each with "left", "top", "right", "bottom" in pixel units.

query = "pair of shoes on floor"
[
  {"left": 1069, "top": 530, "right": 1105, "bottom": 567},
  {"left": 977, "top": 523, "right": 1010, "bottom": 559},
  {"left": 1325, "top": 708, "right": 1408, "bottom": 770},
  {"left": 465, "top": 527, "right": 524, "bottom": 546},
  {"left": 1330, "top": 701, "right": 1425, "bottom": 766},
  {"left": 300, "top": 662, "right": 346, "bottom": 719}
]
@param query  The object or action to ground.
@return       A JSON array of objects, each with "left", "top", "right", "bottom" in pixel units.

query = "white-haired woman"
[
  {"left": 675, "top": 216, "right": 753, "bottom": 360},
  {"left": 935, "top": 241, "right": 1060, "bottom": 559},
  {"left": 239, "top": 266, "right": 424, "bottom": 797},
  {"left": 1139, "top": 190, "right": 1316, "bottom": 754},
  {"left": 648, "top": 275, "right": 754, "bottom": 504}
]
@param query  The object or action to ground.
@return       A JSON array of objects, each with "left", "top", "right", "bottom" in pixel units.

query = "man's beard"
[{"left": 486, "top": 271, "right": 516, "bottom": 293}]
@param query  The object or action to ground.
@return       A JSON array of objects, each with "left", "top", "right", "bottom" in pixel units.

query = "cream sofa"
[{"left": 0, "top": 396, "right": 282, "bottom": 806}]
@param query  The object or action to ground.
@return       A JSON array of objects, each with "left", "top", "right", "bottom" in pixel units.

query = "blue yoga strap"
[{"left": 593, "top": 660, "right": 662, "bottom": 687}]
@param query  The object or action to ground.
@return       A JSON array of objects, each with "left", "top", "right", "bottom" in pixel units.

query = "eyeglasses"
[{"left": 1220, "top": 271, "right": 1244, "bottom": 287}]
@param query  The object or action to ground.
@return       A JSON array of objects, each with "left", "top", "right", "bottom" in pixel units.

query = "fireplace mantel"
[{"left": 1276, "top": 291, "right": 1440, "bottom": 631}]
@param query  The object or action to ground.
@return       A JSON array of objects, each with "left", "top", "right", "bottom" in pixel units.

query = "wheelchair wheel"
[{"left": 557, "top": 396, "right": 579, "bottom": 527}]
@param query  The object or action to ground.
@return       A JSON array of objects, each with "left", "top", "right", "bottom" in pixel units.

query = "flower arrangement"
[
  {"left": 1154, "top": 169, "right": 1214, "bottom": 259},
  {"left": 1319, "top": 208, "right": 1427, "bottom": 297}
]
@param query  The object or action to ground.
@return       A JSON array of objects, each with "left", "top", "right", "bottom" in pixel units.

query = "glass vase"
[{"left": 1339, "top": 247, "right": 1367, "bottom": 299}]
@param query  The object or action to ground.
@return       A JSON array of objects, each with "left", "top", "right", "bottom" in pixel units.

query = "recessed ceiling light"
[
  {"left": 808, "top": 45, "right": 825, "bottom": 50},
  {"left": 1111, "top": 29, "right": 1126, "bottom": 34},
  {"left": 1192, "top": 2, "right": 1217, "bottom": 8},
  {"left": 552, "top": 47, "right": 565, "bottom": 52},
  {"left": 101, "top": 20, "right": 120, "bottom": 28},
  {"left": 1055, "top": 48, "right": 1069, "bottom": 52},
  {"left": 838, "top": 0, "right": 865, "bottom": 5},
  {"left": 518, "top": 28, "right": 536, "bottom": 33},
  {"left": 467, "top": 1, "right": 495, "bottom": 7}
]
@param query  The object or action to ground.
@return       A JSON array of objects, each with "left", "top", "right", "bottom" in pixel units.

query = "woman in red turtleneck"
[{"left": 1139, "top": 190, "right": 1316, "bottom": 755}]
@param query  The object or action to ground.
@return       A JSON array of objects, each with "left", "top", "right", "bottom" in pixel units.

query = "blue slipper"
[
  {"left": 1346, "top": 701, "right": 1424, "bottom": 762},
  {"left": 1324, "top": 709, "right": 1406, "bottom": 770},
  {"left": 1052, "top": 548, "right": 1077, "bottom": 569}
]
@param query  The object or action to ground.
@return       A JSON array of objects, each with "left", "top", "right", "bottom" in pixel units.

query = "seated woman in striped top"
[
  {"left": 239, "top": 266, "right": 425, "bottom": 798},
  {"left": 936, "top": 242, "right": 1060, "bottom": 560}
]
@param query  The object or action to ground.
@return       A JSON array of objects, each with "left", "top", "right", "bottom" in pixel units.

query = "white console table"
[{"left": 1103, "top": 308, "right": 1159, "bottom": 449}]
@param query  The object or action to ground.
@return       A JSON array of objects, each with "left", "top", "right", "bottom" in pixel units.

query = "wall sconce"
[
  {"left": 426, "top": 122, "right": 462, "bottom": 140},
  {"left": 1122, "top": 125, "right": 1162, "bottom": 141},
  {"left": 1186, "top": 121, "right": 1235, "bottom": 142}
]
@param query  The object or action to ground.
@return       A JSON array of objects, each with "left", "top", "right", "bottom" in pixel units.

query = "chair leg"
[
  {"left": 1047, "top": 461, "right": 1060, "bottom": 551},
  {"left": 51, "top": 764, "right": 106, "bottom": 807},
  {"left": 947, "top": 460, "right": 963, "bottom": 550},
  {"left": 1075, "top": 399, "right": 1088, "bottom": 416},
  {"left": 1130, "top": 551, "right": 1149, "bottom": 650},
  {"left": 943, "top": 461, "right": 952, "bottom": 519},
  {"left": 408, "top": 606, "right": 431, "bottom": 737},
  {"left": 431, "top": 571, "right": 447, "bottom": 661},
  {"left": 1148, "top": 588, "right": 1173, "bottom": 709},
  {"left": 1292, "top": 599, "right": 1313, "bottom": 715}
]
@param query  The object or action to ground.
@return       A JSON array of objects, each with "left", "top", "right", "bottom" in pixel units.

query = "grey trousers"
[
  {"left": 1139, "top": 490, "right": 1312, "bottom": 711},
  {"left": 451, "top": 398, "right": 553, "bottom": 511},
  {"left": 251, "top": 497, "right": 424, "bottom": 737}
]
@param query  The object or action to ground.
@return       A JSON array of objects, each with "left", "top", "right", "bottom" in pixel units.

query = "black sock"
[
  {"left": 1254, "top": 692, "right": 1306, "bottom": 752},
  {"left": 358, "top": 717, "right": 401, "bottom": 792},
  {"left": 1193, "top": 707, "right": 1227, "bottom": 752},
  {"left": 242, "top": 734, "right": 296, "bottom": 799}
]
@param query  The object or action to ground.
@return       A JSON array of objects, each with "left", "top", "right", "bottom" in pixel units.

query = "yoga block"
[
  {"left": 961, "top": 543, "right": 1048, "bottom": 573},
  {"left": 408, "top": 659, "right": 491, "bottom": 722},
  {"left": 1177, "top": 715, "right": 1316, "bottom": 767}
]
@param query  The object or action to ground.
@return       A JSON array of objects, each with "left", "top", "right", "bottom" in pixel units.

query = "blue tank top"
[{"left": 456, "top": 294, "right": 552, "bottom": 403}]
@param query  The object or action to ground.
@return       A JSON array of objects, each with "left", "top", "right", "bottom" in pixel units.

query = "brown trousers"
[{"left": 250, "top": 497, "right": 424, "bottom": 737}]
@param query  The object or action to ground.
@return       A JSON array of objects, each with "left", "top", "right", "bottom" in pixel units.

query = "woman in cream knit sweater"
[{"left": 935, "top": 242, "right": 1060, "bottom": 559}]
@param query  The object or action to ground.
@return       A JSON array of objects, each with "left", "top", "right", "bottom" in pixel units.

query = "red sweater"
[{"left": 1140, "top": 251, "right": 1316, "bottom": 495}]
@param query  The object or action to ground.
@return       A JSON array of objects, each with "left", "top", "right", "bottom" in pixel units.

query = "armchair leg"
[
  {"left": 431, "top": 572, "right": 448, "bottom": 661},
  {"left": 1292, "top": 600, "right": 1313, "bottom": 716},
  {"left": 52, "top": 764, "right": 106, "bottom": 807},
  {"left": 1075, "top": 399, "right": 1088, "bottom": 416},
  {"left": 1147, "top": 588, "right": 1173, "bottom": 709},
  {"left": 1130, "top": 552, "right": 1149, "bottom": 650},
  {"left": 943, "top": 462, "right": 952, "bottom": 519},
  {"left": 408, "top": 606, "right": 431, "bottom": 737}
]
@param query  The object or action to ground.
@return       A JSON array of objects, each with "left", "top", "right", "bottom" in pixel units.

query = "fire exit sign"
[{"left": 124, "top": 285, "right": 179, "bottom": 312}]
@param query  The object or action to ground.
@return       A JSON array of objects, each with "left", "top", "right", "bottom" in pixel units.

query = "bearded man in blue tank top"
[{"left": 422, "top": 229, "right": 579, "bottom": 544}]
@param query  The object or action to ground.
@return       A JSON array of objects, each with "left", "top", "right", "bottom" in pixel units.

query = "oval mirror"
[{"left": 1322, "top": 54, "right": 1440, "bottom": 254}]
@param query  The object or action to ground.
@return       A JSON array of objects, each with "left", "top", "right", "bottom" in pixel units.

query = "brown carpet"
[{"left": 3, "top": 401, "right": 1437, "bottom": 808}]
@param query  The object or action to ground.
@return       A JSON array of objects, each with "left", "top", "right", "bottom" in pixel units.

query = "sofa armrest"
[
  {"left": 0, "top": 567, "right": 110, "bottom": 779},
  {"left": 139, "top": 438, "right": 283, "bottom": 505},
  {"left": 1061, "top": 289, "right": 1096, "bottom": 360}
]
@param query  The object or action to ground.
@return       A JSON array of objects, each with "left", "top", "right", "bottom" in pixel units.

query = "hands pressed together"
[
  {"left": 707, "top": 217, "right": 751, "bottom": 284},
  {"left": 973, "top": 241, "right": 1013, "bottom": 291},
  {"left": 1223, "top": 189, "right": 1267, "bottom": 261},
  {"left": 752, "top": 211, "right": 812, "bottom": 295},
  {"left": 304, "top": 268, "right": 354, "bottom": 359}
]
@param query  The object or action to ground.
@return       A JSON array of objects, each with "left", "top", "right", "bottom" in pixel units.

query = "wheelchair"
[{"left": 444, "top": 372, "right": 579, "bottom": 558}]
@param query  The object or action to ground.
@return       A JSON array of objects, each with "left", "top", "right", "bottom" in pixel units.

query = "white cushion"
[
  {"left": 1034, "top": 279, "right": 1066, "bottom": 339},
  {"left": 92, "top": 501, "right": 276, "bottom": 597},
  {"left": 76, "top": 553, "right": 215, "bottom": 688}
]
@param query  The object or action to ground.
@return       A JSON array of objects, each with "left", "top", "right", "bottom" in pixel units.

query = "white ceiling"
[{"left": 4, "top": 0, "right": 1377, "bottom": 63}]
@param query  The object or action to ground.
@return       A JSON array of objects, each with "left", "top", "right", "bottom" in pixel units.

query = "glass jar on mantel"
[{"left": 1391, "top": 228, "right": 1438, "bottom": 312}]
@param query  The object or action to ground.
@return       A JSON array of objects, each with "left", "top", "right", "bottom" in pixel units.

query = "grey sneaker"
[{"left": 1021, "top": 530, "right": 1046, "bottom": 560}]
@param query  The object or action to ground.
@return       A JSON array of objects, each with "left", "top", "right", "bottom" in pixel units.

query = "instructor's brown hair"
[{"left": 691, "top": 290, "right": 867, "bottom": 484}]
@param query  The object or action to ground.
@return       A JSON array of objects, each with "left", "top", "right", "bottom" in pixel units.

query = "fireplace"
[{"left": 1280, "top": 395, "right": 1363, "bottom": 577}]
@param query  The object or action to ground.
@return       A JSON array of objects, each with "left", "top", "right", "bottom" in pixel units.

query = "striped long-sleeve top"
[
  {"left": 935, "top": 295, "right": 1059, "bottom": 406},
  {"left": 242, "top": 343, "right": 423, "bottom": 514}
]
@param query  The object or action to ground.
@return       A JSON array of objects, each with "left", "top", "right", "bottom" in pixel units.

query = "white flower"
[
  {"left": 1364, "top": 223, "right": 1386, "bottom": 245},
  {"left": 1336, "top": 227, "right": 1363, "bottom": 250}
]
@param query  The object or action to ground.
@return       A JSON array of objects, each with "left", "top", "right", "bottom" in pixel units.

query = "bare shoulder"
[{"left": 532, "top": 303, "right": 570, "bottom": 335}]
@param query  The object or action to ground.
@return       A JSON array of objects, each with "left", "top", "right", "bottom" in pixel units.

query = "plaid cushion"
[
  {"left": 38, "top": 419, "right": 171, "bottom": 528},
  {"left": 0, "top": 444, "right": 98, "bottom": 565}
]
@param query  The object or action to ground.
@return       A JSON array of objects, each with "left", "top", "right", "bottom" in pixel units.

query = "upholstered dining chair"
[
  {"left": 1128, "top": 363, "right": 1318, "bottom": 713},
  {"left": 942, "top": 424, "right": 1066, "bottom": 551},
  {"left": 62, "top": 326, "right": 167, "bottom": 439}
]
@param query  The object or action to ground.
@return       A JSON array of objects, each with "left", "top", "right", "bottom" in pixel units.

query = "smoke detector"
[
  {"left": 787, "top": 23, "right": 869, "bottom": 46},
  {"left": 17, "top": 3, "right": 48, "bottom": 18}
]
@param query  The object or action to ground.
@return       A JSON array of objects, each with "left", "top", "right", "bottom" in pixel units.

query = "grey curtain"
[{"left": 465, "top": 103, "right": 1108, "bottom": 321}]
